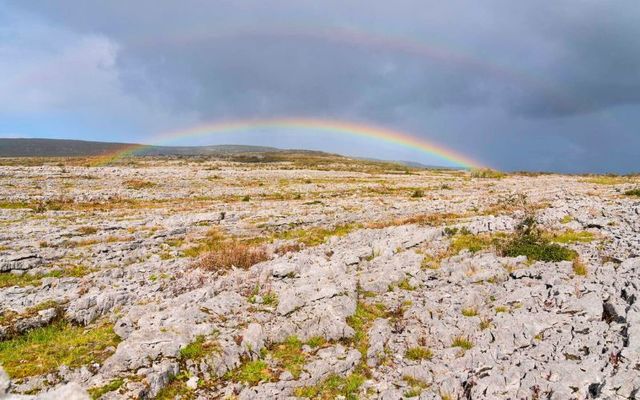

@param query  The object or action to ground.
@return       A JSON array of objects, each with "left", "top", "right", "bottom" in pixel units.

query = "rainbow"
[{"left": 97, "top": 118, "right": 484, "bottom": 169}]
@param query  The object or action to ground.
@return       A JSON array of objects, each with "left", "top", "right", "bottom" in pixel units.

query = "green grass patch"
[
  {"left": 0, "top": 320, "right": 120, "bottom": 379},
  {"left": 294, "top": 373, "right": 365, "bottom": 399},
  {"left": 450, "top": 233, "right": 492, "bottom": 254},
  {"left": 346, "top": 301, "right": 387, "bottom": 359},
  {"left": 179, "top": 335, "right": 218, "bottom": 360},
  {"left": 271, "top": 336, "right": 306, "bottom": 379},
  {"left": 547, "top": 230, "right": 594, "bottom": 244},
  {"left": 228, "top": 360, "right": 272, "bottom": 385},
  {"left": 88, "top": 378, "right": 124, "bottom": 399}
]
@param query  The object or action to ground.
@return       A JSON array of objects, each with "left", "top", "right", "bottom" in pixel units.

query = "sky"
[{"left": 1, "top": 1, "right": 639, "bottom": 173}]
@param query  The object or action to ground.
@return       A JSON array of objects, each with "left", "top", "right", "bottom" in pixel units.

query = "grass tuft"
[
  {"left": 405, "top": 346, "right": 433, "bottom": 361},
  {"left": 451, "top": 336, "right": 474, "bottom": 350}
]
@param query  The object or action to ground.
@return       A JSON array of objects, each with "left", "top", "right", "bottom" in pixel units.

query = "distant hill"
[
  {"left": 0, "top": 138, "right": 279, "bottom": 157},
  {"left": 0, "top": 138, "right": 455, "bottom": 170}
]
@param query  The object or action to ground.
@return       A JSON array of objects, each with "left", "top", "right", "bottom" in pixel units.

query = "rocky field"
[{"left": 1, "top": 156, "right": 640, "bottom": 400}]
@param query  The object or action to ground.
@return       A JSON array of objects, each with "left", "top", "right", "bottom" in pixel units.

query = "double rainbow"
[{"left": 98, "top": 118, "right": 484, "bottom": 169}]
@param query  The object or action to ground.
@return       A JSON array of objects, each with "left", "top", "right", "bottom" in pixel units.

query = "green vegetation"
[
  {"left": 479, "top": 318, "right": 492, "bottom": 330},
  {"left": 500, "top": 234, "right": 576, "bottom": 262},
  {"left": 0, "top": 201, "right": 31, "bottom": 209},
  {"left": 156, "top": 376, "right": 194, "bottom": 400},
  {"left": 497, "top": 216, "right": 577, "bottom": 262},
  {"left": 450, "top": 233, "right": 492, "bottom": 254},
  {"left": 451, "top": 336, "right": 474, "bottom": 350},
  {"left": 410, "top": 189, "right": 424, "bottom": 198},
  {"left": 495, "top": 306, "right": 509, "bottom": 313},
  {"left": 0, "top": 300, "right": 58, "bottom": 330},
  {"left": 0, "top": 320, "right": 120, "bottom": 379},
  {"left": 271, "top": 336, "right": 306, "bottom": 379},
  {"left": 405, "top": 346, "right": 433, "bottom": 361},
  {"left": 305, "top": 336, "right": 326, "bottom": 348},
  {"left": 0, "top": 265, "right": 91, "bottom": 288},
  {"left": 572, "top": 259, "right": 588, "bottom": 276},
  {"left": 582, "top": 175, "right": 629, "bottom": 185},
  {"left": 560, "top": 215, "right": 573, "bottom": 224},
  {"left": 470, "top": 168, "right": 506, "bottom": 179},
  {"left": 403, "top": 376, "right": 430, "bottom": 397},
  {"left": 625, "top": 188, "right": 640, "bottom": 197},
  {"left": 294, "top": 373, "right": 366, "bottom": 399},
  {"left": 229, "top": 360, "right": 272, "bottom": 385},
  {"left": 346, "top": 301, "right": 387, "bottom": 360},
  {"left": 179, "top": 335, "right": 218, "bottom": 360},
  {"left": 88, "top": 378, "right": 124, "bottom": 399},
  {"left": 547, "top": 230, "right": 594, "bottom": 244},
  {"left": 262, "top": 291, "right": 279, "bottom": 306},
  {"left": 461, "top": 307, "right": 478, "bottom": 317}
]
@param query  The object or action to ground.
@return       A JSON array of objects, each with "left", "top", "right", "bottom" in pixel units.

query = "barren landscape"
[{"left": 0, "top": 154, "right": 639, "bottom": 399}]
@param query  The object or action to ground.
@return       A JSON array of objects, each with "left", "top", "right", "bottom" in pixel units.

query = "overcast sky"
[{"left": 1, "top": 1, "right": 639, "bottom": 172}]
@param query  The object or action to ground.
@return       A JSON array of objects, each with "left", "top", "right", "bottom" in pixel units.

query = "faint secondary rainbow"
[{"left": 97, "top": 118, "right": 484, "bottom": 169}]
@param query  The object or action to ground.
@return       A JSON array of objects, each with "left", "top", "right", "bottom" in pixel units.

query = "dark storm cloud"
[
  {"left": 3, "top": 0, "right": 640, "bottom": 172},
  {"left": 14, "top": 0, "right": 640, "bottom": 119}
]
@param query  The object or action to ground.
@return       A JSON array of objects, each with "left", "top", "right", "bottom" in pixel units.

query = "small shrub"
[
  {"left": 411, "top": 189, "right": 424, "bottom": 198},
  {"left": 625, "top": 188, "right": 640, "bottom": 197},
  {"left": 500, "top": 234, "right": 576, "bottom": 262},
  {"left": 495, "top": 306, "right": 509, "bottom": 313},
  {"left": 241, "top": 195, "right": 251, "bottom": 202},
  {"left": 405, "top": 346, "right": 433, "bottom": 361}
]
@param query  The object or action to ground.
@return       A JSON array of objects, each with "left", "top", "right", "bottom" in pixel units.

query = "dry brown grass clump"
[{"left": 197, "top": 241, "right": 269, "bottom": 271}]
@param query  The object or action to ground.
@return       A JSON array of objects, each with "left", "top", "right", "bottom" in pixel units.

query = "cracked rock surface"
[{"left": 1, "top": 159, "right": 639, "bottom": 399}]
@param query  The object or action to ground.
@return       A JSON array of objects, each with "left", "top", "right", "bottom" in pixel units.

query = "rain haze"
[{"left": 1, "top": 0, "right": 639, "bottom": 172}]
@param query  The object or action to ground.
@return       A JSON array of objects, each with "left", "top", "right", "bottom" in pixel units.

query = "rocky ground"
[{"left": 1, "top": 156, "right": 640, "bottom": 399}]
